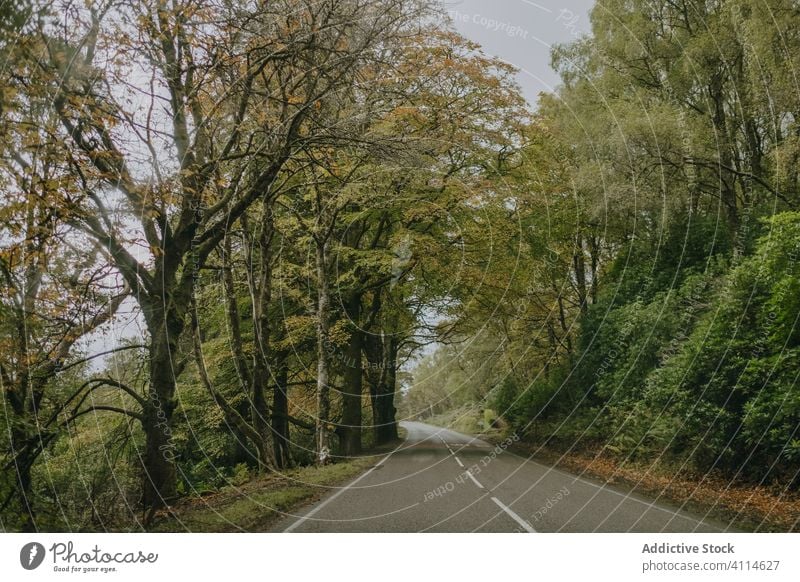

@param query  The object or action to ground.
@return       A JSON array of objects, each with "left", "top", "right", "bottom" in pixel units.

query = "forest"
[{"left": 2, "top": 0, "right": 799, "bottom": 532}]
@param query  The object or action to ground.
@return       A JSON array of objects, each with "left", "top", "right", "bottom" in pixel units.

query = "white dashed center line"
[
  {"left": 466, "top": 470, "right": 484, "bottom": 489},
  {"left": 437, "top": 431, "right": 535, "bottom": 533},
  {"left": 491, "top": 496, "right": 536, "bottom": 533}
]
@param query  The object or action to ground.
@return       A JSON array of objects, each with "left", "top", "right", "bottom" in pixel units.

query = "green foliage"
[
  {"left": 31, "top": 417, "right": 142, "bottom": 531},
  {"left": 509, "top": 213, "right": 800, "bottom": 485},
  {"left": 490, "top": 378, "right": 519, "bottom": 421},
  {"left": 416, "top": 200, "right": 800, "bottom": 490}
]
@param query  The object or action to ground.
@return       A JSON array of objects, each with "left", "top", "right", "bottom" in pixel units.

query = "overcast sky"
[{"left": 442, "top": 0, "right": 596, "bottom": 106}]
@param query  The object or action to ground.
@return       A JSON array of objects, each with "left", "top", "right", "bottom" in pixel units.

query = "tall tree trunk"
[
  {"left": 142, "top": 331, "right": 179, "bottom": 511},
  {"left": 6, "top": 290, "right": 37, "bottom": 530},
  {"left": 8, "top": 425, "right": 35, "bottom": 532},
  {"left": 272, "top": 349, "right": 291, "bottom": 468},
  {"left": 219, "top": 243, "right": 257, "bottom": 465},
  {"left": 140, "top": 286, "right": 189, "bottom": 513},
  {"left": 315, "top": 239, "right": 332, "bottom": 464},
  {"left": 364, "top": 333, "right": 384, "bottom": 444},
  {"left": 545, "top": 322, "right": 557, "bottom": 377},
  {"left": 221, "top": 238, "right": 252, "bottom": 400},
  {"left": 375, "top": 335, "right": 399, "bottom": 444},
  {"left": 555, "top": 291, "right": 572, "bottom": 355},
  {"left": 573, "top": 232, "right": 588, "bottom": 316},
  {"left": 245, "top": 204, "right": 278, "bottom": 471},
  {"left": 340, "top": 295, "right": 363, "bottom": 456},
  {"left": 366, "top": 333, "right": 398, "bottom": 445},
  {"left": 250, "top": 362, "right": 276, "bottom": 470},
  {"left": 709, "top": 72, "right": 740, "bottom": 243},
  {"left": 588, "top": 233, "right": 600, "bottom": 306}
]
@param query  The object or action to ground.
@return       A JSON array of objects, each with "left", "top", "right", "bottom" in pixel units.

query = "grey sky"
[{"left": 442, "top": 0, "right": 596, "bottom": 106}]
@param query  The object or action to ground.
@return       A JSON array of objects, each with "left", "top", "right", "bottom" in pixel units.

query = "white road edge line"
[
  {"left": 455, "top": 457, "right": 464, "bottom": 468},
  {"left": 502, "top": 448, "right": 710, "bottom": 526},
  {"left": 284, "top": 441, "right": 403, "bottom": 532},
  {"left": 466, "top": 470, "right": 484, "bottom": 489},
  {"left": 491, "top": 496, "right": 536, "bottom": 533}
]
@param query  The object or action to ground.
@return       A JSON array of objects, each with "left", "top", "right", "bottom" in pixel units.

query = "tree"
[
  {"left": 0, "top": 80, "right": 129, "bottom": 529},
  {"left": 27, "top": 0, "right": 429, "bottom": 511}
]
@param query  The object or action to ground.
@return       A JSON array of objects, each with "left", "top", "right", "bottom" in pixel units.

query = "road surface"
[{"left": 274, "top": 421, "right": 734, "bottom": 532}]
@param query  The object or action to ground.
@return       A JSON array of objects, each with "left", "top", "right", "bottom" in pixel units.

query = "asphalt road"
[{"left": 274, "top": 421, "right": 735, "bottom": 532}]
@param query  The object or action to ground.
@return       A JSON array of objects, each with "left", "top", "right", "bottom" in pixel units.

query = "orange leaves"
[
  {"left": 0, "top": 246, "right": 21, "bottom": 269},
  {"left": 527, "top": 443, "right": 800, "bottom": 532},
  {"left": 389, "top": 105, "right": 425, "bottom": 122}
]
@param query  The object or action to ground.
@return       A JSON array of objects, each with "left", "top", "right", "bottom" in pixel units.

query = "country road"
[{"left": 274, "top": 421, "right": 735, "bottom": 533}]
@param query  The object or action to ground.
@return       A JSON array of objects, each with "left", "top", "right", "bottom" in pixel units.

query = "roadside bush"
[{"left": 521, "top": 212, "right": 800, "bottom": 488}]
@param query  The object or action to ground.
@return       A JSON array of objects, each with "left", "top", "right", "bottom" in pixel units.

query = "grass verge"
[{"left": 151, "top": 452, "right": 386, "bottom": 532}]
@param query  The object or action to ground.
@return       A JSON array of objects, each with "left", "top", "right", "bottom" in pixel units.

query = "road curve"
[{"left": 273, "top": 421, "right": 735, "bottom": 533}]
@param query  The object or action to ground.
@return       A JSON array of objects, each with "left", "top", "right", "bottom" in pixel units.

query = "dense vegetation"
[
  {"left": 1, "top": 0, "right": 799, "bottom": 533},
  {"left": 406, "top": 0, "right": 800, "bottom": 496}
]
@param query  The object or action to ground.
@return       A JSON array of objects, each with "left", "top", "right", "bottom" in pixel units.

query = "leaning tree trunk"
[
  {"left": 251, "top": 360, "right": 277, "bottom": 470},
  {"left": 315, "top": 239, "right": 332, "bottom": 464}
]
